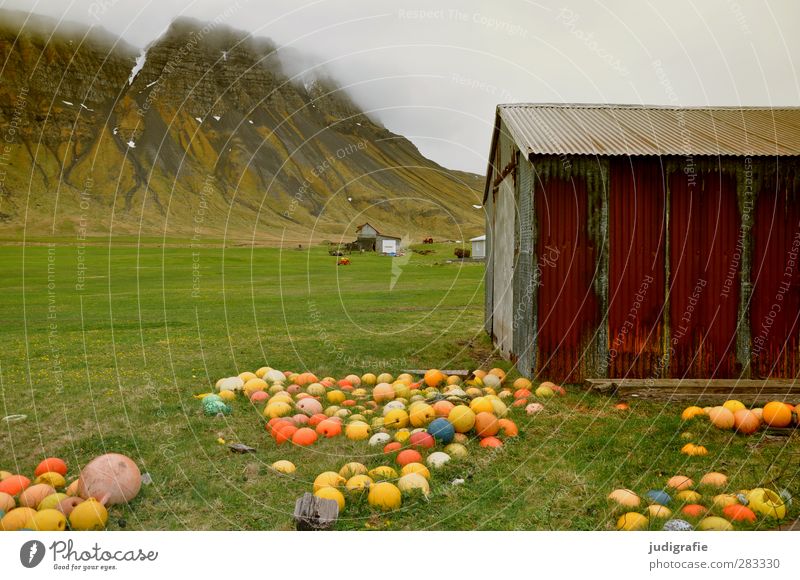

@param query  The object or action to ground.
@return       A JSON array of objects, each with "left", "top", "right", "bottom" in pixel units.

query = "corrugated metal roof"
[{"left": 498, "top": 104, "right": 800, "bottom": 157}]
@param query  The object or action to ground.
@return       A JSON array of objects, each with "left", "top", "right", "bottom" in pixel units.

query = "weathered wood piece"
[
  {"left": 227, "top": 443, "right": 256, "bottom": 453},
  {"left": 293, "top": 492, "right": 339, "bottom": 531}
]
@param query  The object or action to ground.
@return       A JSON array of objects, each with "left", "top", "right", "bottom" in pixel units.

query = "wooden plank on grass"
[{"left": 293, "top": 492, "right": 338, "bottom": 531}]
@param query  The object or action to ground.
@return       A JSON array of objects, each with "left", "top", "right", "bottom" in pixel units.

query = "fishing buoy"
[
  {"left": 77, "top": 453, "right": 142, "bottom": 506},
  {"left": 68, "top": 498, "right": 108, "bottom": 530}
]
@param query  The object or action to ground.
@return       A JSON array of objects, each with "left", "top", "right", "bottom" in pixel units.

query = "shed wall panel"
[
  {"left": 493, "top": 176, "right": 516, "bottom": 357},
  {"left": 534, "top": 172, "right": 599, "bottom": 382},
  {"left": 513, "top": 158, "right": 534, "bottom": 376},
  {"left": 668, "top": 169, "right": 741, "bottom": 378},
  {"left": 608, "top": 158, "right": 667, "bottom": 377},
  {"left": 750, "top": 167, "right": 800, "bottom": 378},
  {"left": 484, "top": 191, "right": 494, "bottom": 335}
]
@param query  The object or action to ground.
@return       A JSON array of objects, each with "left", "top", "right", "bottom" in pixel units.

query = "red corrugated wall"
[
  {"left": 751, "top": 167, "right": 800, "bottom": 378},
  {"left": 535, "top": 175, "right": 598, "bottom": 382},
  {"left": 525, "top": 156, "right": 799, "bottom": 382},
  {"left": 608, "top": 158, "right": 667, "bottom": 377},
  {"left": 668, "top": 168, "right": 741, "bottom": 378}
]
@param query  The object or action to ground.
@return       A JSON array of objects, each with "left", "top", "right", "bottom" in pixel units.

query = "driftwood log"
[{"left": 293, "top": 492, "right": 339, "bottom": 531}]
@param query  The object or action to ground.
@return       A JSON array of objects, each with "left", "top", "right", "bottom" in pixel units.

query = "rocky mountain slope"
[{"left": 0, "top": 11, "right": 483, "bottom": 243}]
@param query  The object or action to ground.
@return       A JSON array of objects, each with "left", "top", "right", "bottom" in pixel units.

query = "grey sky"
[{"left": 2, "top": 0, "right": 798, "bottom": 173}]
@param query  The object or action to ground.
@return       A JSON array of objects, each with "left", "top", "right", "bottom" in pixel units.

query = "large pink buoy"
[{"left": 77, "top": 453, "right": 142, "bottom": 506}]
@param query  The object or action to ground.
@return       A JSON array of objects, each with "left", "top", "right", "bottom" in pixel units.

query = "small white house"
[{"left": 470, "top": 234, "right": 486, "bottom": 259}]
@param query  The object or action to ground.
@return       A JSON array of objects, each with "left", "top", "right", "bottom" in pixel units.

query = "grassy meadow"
[{"left": 0, "top": 240, "right": 797, "bottom": 530}]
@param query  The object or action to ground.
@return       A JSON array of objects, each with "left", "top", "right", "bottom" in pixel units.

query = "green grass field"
[{"left": 0, "top": 241, "right": 797, "bottom": 530}]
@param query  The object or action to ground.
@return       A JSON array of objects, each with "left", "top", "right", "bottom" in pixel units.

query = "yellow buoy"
[
  {"left": 34, "top": 472, "right": 67, "bottom": 489},
  {"left": 314, "top": 487, "right": 345, "bottom": 511},
  {"left": 26, "top": 509, "right": 67, "bottom": 531},
  {"left": 38, "top": 492, "right": 69, "bottom": 511},
  {"left": 447, "top": 406, "right": 476, "bottom": 433},
  {"left": 339, "top": 463, "right": 368, "bottom": 479},
  {"left": 698, "top": 516, "right": 734, "bottom": 531},
  {"left": 368, "top": 466, "right": 398, "bottom": 481},
  {"left": 400, "top": 463, "right": 431, "bottom": 480},
  {"left": 68, "top": 499, "right": 108, "bottom": 531},
  {"left": 313, "top": 472, "right": 345, "bottom": 492},
  {"left": 368, "top": 482, "right": 402, "bottom": 511},
  {"left": 1, "top": 507, "right": 38, "bottom": 531},
  {"left": 345, "top": 475, "right": 373, "bottom": 495},
  {"left": 616, "top": 512, "right": 648, "bottom": 531},
  {"left": 271, "top": 460, "right": 296, "bottom": 474}
]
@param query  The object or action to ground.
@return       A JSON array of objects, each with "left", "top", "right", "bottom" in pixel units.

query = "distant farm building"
[
  {"left": 471, "top": 235, "right": 486, "bottom": 259},
  {"left": 353, "top": 223, "right": 401, "bottom": 253},
  {"left": 483, "top": 103, "right": 800, "bottom": 383}
]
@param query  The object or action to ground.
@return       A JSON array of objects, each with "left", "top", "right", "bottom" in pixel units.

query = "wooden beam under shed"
[{"left": 585, "top": 378, "right": 800, "bottom": 405}]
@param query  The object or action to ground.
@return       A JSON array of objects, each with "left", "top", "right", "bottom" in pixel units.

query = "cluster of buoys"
[
  {"left": 0, "top": 453, "right": 142, "bottom": 531},
  {"left": 682, "top": 400, "right": 798, "bottom": 434},
  {"left": 609, "top": 472, "right": 791, "bottom": 531},
  {"left": 206, "top": 367, "right": 565, "bottom": 514}
]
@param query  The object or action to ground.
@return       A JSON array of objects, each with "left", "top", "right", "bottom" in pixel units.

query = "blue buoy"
[
  {"left": 427, "top": 418, "right": 455, "bottom": 444},
  {"left": 646, "top": 489, "right": 672, "bottom": 506}
]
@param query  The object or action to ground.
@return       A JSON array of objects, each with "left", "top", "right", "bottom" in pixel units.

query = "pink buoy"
[
  {"left": 250, "top": 391, "right": 269, "bottom": 403},
  {"left": 296, "top": 398, "right": 323, "bottom": 416},
  {"left": 77, "top": 453, "right": 142, "bottom": 506}
]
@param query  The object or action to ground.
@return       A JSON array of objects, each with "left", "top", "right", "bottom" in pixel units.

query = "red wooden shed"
[{"left": 483, "top": 104, "right": 800, "bottom": 383}]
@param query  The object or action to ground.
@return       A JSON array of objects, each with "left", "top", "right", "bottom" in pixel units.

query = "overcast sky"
[{"left": 3, "top": 0, "right": 798, "bottom": 173}]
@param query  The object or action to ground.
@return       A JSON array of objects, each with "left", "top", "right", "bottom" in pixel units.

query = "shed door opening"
[{"left": 381, "top": 239, "right": 397, "bottom": 253}]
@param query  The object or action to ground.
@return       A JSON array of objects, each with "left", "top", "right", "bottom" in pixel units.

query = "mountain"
[{"left": 0, "top": 11, "right": 484, "bottom": 243}]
